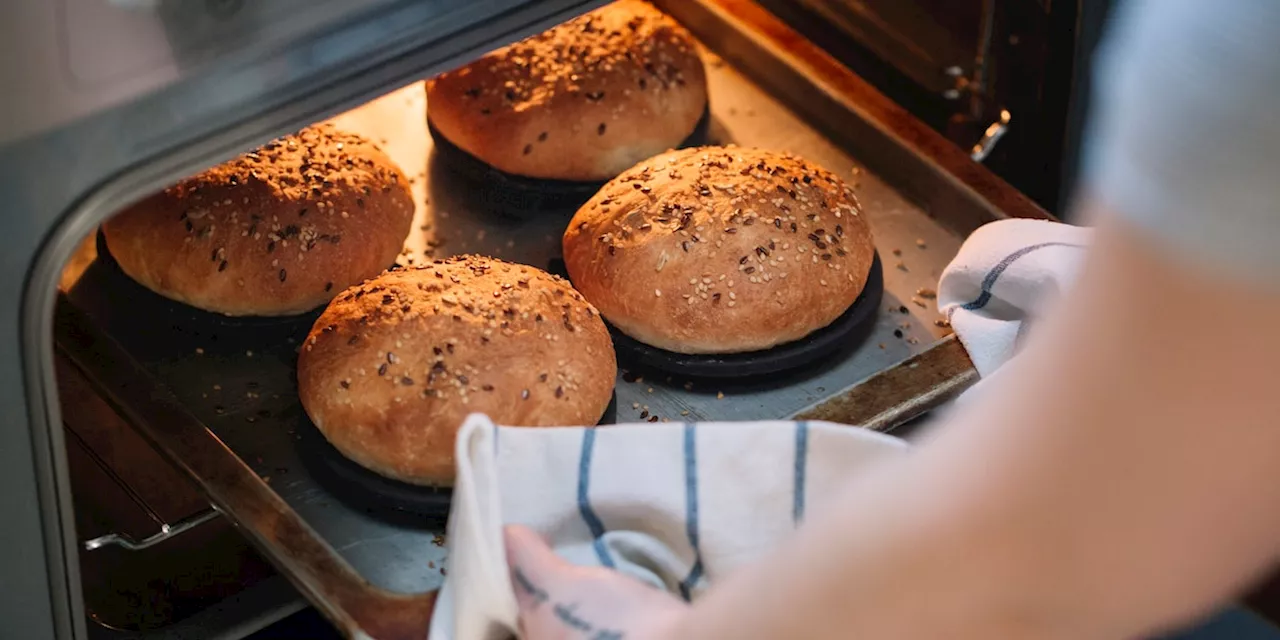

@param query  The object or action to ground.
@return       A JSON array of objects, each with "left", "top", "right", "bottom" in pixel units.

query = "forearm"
[{"left": 673, "top": 213, "right": 1280, "bottom": 639}]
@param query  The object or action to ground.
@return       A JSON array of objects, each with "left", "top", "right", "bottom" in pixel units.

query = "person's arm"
[
  {"left": 665, "top": 207, "right": 1280, "bottom": 639},
  {"left": 506, "top": 209, "right": 1280, "bottom": 639},
  {"left": 505, "top": 2, "right": 1280, "bottom": 637}
]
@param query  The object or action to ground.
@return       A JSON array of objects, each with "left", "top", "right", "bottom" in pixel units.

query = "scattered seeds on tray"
[
  {"left": 934, "top": 319, "right": 951, "bottom": 328},
  {"left": 916, "top": 238, "right": 927, "bottom": 249},
  {"left": 912, "top": 297, "right": 928, "bottom": 309},
  {"left": 895, "top": 261, "right": 909, "bottom": 272},
  {"left": 716, "top": 391, "right": 725, "bottom": 400},
  {"left": 892, "top": 248, "right": 902, "bottom": 256},
  {"left": 195, "top": 347, "right": 204, "bottom": 355},
  {"left": 916, "top": 288, "right": 937, "bottom": 299},
  {"left": 893, "top": 329, "right": 904, "bottom": 338}
]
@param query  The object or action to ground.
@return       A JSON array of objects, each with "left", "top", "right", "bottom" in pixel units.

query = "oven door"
[{"left": 0, "top": 1, "right": 607, "bottom": 638}]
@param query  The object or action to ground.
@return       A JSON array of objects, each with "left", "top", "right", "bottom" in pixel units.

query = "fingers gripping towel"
[
  {"left": 938, "top": 218, "right": 1092, "bottom": 377},
  {"left": 428, "top": 415, "right": 907, "bottom": 640}
]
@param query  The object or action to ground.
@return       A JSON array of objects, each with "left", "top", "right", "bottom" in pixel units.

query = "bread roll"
[
  {"left": 103, "top": 125, "right": 414, "bottom": 316},
  {"left": 297, "top": 256, "right": 617, "bottom": 486},
  {"left": 563, "top": 146, "right": 875, "bottom": 354},
  {"left": 426, "top": 0, "right": 707, "bottom": 182}
]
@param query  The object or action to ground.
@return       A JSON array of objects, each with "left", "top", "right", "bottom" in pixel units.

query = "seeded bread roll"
[
  {"left": 426, "top": 0, "right": 707, "bottom": 182},
  {"left": 103, "top": 125, "right": 414, "bottom": 316},
  {"left": 297, "top": 256, "right": 617, "bottom": 486},
  {"left": 563, "top": 146, "right": 875, "bottom": 354}
]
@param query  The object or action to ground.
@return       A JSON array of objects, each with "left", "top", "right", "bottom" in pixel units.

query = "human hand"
[{"left": 504, "top": 525, "right": 690, "bottom": 640}]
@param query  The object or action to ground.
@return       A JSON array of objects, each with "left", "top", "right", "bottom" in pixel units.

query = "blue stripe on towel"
[
  {"left": 959, "top": 242, "right": 1086, "bottom": 312},
  {"left": 793, "top": 421, "right": 809, "bottom": 523},
  {"left": 678, "top": 423, "right": 704, "bottom": 601},
  {"left": 577, "top": 428, "right": 615, "bottom": 568}
]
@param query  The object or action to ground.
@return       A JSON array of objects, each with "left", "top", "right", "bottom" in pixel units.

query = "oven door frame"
[{"left": 2, "top": 1, "right": 609, "bottom": 637}]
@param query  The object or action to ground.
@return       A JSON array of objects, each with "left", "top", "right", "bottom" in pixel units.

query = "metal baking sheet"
[{"left": 56, "top": 0, "right": 1048, "bottom": 636}]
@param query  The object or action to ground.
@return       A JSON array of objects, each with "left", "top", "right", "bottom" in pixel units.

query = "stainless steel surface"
[
  {"left": 45, "top": 0, "right": 1052, "bottom": 635},
  {"left": 82, "top": 507, "right": 221, "bottom": 552},
  {"left": 0, "top": 0, "right": 604, "bottom": 145}
]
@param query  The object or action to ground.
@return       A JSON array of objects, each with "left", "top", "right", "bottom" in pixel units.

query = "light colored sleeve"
[{"left": 1081, "top": 0, "right": 1280, "bottom": 279}]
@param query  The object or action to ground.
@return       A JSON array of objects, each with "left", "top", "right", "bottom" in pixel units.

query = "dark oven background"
[{"left": 755, "top": 0, "right": 1115, "bottom": 218}]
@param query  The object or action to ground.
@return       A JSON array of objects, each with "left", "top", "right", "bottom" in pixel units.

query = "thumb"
[{"left": 503, "top": 525, "right": 562, "bottom": 612}]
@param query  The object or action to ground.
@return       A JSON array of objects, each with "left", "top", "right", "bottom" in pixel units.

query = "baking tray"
[{"left": 54, "top": 0, "right": 1050, "bottom": 637}]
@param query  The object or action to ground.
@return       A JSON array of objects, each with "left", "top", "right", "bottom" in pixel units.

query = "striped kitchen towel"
[
  {"left": 427, "top": 414, "right": 907, "bottom": 640},
  {"left": 938, "top": 218, "right": 1092, "bottom": 378}
]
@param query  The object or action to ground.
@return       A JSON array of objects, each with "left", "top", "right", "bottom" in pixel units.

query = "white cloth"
[
  {"left": 937, "top": 218, "right": 1092, "bottom": 378},
  {"left": 428, "top": 415, "right": 907, "bottom": 640}
]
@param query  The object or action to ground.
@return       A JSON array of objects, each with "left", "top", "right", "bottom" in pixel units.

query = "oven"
[{"left": 10, "top": 1, "right": 1263, "bottom": 639}]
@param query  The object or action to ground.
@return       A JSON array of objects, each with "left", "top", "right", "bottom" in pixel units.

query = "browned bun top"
[
  {"left": 426, "top": 0, "right": 707, "bottom": 182},
  {"left": 102, "top": 124, "right": 415, "bottom": 316},
  {"left": 563, "top": 146, "right": 875, "bottom": 354},
  {"left": 297, "top": 256, "right": 617, "bottom": 486}
]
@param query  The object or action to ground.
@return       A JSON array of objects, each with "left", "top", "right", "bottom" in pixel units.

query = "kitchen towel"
[
  {"left": 937, "top": 218, "right": 1092, "bottom": 378},
  {"left": 427, "top": 415, "right": 907, "bottom": 640}
]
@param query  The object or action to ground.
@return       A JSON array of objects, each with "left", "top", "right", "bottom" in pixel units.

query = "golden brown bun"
[
  {"left": 426, "top": 0, "right": 707, "bottom": 182},
  {"left": 297, "top": 256, "right": 617, "bottom": 486},
  {"left": 103, "top": 125, "right": 414, "bottom": 316},
  {"left": 563, "top": 146, "right": 875, "bottom": 354}
]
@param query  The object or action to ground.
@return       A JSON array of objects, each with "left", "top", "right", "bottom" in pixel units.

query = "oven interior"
[{"left": 23, "top": 0, "right": 1273, "bottom": 639}]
